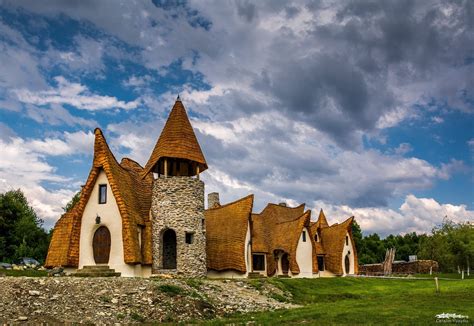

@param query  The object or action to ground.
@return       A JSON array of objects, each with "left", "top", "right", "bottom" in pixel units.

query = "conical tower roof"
[
  {"left": 142, "top": 98, "right": 207, "bottom": 177},
  {"left": 317, "top": 209, "right": 329, "bottom": 228}
]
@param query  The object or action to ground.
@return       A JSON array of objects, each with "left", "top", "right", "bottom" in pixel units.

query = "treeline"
[
  {"left": 352, "top": 219, "right": 474, "bottom": 272},
  {"left": 0, "top": 190, "right": 51, "bottom": 264}
]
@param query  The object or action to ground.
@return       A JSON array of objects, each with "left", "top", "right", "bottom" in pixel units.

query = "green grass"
[
  {"left": 0, "top": 269, "right": 48, "bottom": 277},
  {"left": 413, "top": 272, "right": 474, "bottom": 280},
  {"left": 156, "top": 284, "right": 184, "bottom": 296},
  {"left": 204, "top": 277, "right": 474, "bottom": 325}
]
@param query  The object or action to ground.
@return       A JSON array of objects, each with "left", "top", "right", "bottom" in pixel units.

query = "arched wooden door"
[
  {"left": 162, "top": 229, "right": 177, "bottom": 269},
  {"left": 93, "top": 226, "right": 111, "bottom": 264},
  {"left": 281, "top": 253, "right": 290, "bottom": 275},
  {"left": 344, "top": 254, "right": 351, "bottom": 274}
]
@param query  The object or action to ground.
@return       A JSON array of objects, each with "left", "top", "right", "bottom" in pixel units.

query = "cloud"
[
  {"left": 313, "top": 194, "right": 474, "bottom": 236},
  {"left": 23, "top": 130, "right": 95, "bottom": 156},
  {"left": 0, "top": 131, "right": 94, "bottom": 226},
  {"left": 13, "top": 76, "right": 140, "bottom": 111}
]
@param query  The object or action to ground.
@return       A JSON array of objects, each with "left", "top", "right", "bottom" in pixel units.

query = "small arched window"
[
  {"left": 314, "top": 233, "right": 319, "bottom": 242},
  {"left": 345, "top": 235, "right": 349, "bottom": 246}
]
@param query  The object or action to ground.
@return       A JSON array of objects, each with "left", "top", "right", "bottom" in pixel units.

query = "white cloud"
[
  {"left": 313, "top": 194, "right": 474, "bottom": 236},
  {"left": 0, "top": 131, "right": 94, "bottom": 227},
  {"left": 23, "top": 130, "right": 95, "bottom": 156},
  {"left": 14, "top": 76, "right": 140, "bottom": 111}
]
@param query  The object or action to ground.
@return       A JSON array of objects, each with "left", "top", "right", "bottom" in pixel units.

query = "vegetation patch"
[
  {"left": 186, "top": 278, "right": 204, "bottom": 289},
  {"left": 130, "top": 312, "right": 145, "bottom": 322},
  {"left": 157, "top": 284, "right": 184, "bottom": 296}
]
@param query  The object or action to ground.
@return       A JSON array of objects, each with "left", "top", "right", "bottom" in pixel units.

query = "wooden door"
[
  {"left": 281, "top": 253, "right": 289, "bottom": 275},
  {"left": 162, "top": 229, "right": 177, "bottom": 269},
  {"left": 345, "top": 254, "right": 351, "bottom": 274},
  {"left": 93, "top": 226, "right": 111, "bottom": 264}
]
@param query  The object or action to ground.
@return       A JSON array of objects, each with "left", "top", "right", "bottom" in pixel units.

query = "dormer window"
[
  {"left": 302, "top": 231, "right": 307, "bottom": 242},
  {"left": 98, "top": 184, "right": 107, "bottom": 204},
  {"left": 346, "top": 235, "right": 349, "bottom": 246}
]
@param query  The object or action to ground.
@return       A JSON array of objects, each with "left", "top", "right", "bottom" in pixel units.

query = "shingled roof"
[
  {"left": 251, "top": 203, "right": 312, "bottom": 276},
  {"left": 142, "top": 98, "right": 207, "bottom": 177},
  {"left": 205, "top": 195, "right": 254, "bottom": 273},
  {"left": 319, "top": 216, "right": 358, "bottom": 275},
  {"left": 45, "top": 128, "right": 153, "bottom": 268}
]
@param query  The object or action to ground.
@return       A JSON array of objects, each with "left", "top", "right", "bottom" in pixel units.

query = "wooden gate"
[{"left": 93, "top": 226, "right": 111, "bottom": 264}]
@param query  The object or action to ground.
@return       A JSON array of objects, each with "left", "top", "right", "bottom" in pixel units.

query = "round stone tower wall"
[{"left": 151, "top": 176, "right": 207, "bottom": 277}]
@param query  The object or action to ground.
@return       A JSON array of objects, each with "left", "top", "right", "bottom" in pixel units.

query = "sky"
[{"left": 0, "top": 0, "right": 472, "bottom": 236}]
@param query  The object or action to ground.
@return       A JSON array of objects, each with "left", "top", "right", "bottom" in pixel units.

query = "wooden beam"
[{"left": 164, "top": 159, "right": 168, "bottom": 177}]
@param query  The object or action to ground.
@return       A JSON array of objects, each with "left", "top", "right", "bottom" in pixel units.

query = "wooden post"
[
  {"left": 164, "top": 159, "right": 168, "bottom": 177},
  {"left": 429, "top": 266, "right": 432, "bottom": 275},
  {"left": 434, "top": 277, "right": 439, "bottom": 293},
  {"left": 196, "top": 165, "right": 200, "bottom": 179},
  {"left": 462, "top": 270, "right": 464, "bottom": 280}
]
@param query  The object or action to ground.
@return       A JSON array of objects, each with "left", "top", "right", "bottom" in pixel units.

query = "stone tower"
[{"left": 142, "top": 97, "right": 207, "bottom": 277}]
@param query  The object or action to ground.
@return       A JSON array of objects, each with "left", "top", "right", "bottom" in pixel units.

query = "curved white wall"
[
  {"left": 341, "top": 232, "right": 355, "bottom": 275},
  {"left": 78, "top": 170, "right": 148, "bottom": 277},
  {"left": 294, "top": 227, "right": 313, "bottom": 278}
]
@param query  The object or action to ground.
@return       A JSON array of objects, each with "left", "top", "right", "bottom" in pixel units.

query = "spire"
[
  {"left": 142, "top": 99, "right": 207, "bottom": 177},
  {"left": 317, "top": 209, "right": 329, "bottom": 228}
]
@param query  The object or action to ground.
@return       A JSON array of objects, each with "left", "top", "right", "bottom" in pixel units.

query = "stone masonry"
[
  {"left": 207, "top": 192, "right": 220, "bottom": 209},
  {"left": 151, "top": 176, "right": 207, "bottom": 277}
]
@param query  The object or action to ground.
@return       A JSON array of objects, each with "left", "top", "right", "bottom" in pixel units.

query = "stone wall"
[
  {"left": 207, "top": 192, "right": 220, "bottom": 209},
  {"left": 359, "top": 260, "right": 439, "bottom": 275},
  {"left": 151, "top": 176, "right": 207, "bottom": 277}
]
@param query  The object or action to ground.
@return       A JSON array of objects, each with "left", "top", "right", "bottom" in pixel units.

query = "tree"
[
  {"left": 0, "top": 189, "right": 50, "bottom": 263},
  {"left": 63, "top": 191, "right": 81, "bottom": 212}
]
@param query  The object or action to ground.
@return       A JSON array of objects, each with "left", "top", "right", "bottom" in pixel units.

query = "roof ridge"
[
  {"left": 259, "top": 202, "right": 305, "bottom": 214},
  {"left": 275, "top": 210, "right": 312, "bottom": 225},
  {"left": 207, "top": 194, "right": 254, "bottom": 210}
]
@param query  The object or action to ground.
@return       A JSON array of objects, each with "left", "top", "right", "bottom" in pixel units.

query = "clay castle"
[{"left": 45, "top": 98, "right": 358, "bottom": 278}]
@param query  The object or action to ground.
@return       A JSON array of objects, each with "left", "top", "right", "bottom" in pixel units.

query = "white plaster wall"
[
  {"left": 294, "top": 227, "right": 313, "bottom": 278},
  {"left": 341, "top": 232, "right": 355, "bottom": 276},
  {"left": 244, "top": 221, "right": 250, "bottom": 276},
  {"left": 207, "top": 221, "right": 251, "bottom": 279},
  {"left": 207, "top": 270, "right": 247, "bottom": 279},
  {"left": 314, "top": 270, "right": 336, "bottom": 278},
  {"left": 78, "top": 170, "right": 147, "bottom": 277}
]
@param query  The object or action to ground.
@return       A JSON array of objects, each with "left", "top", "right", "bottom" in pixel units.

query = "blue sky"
[{"left": 0, "top": 0, "right": 472, "bottom": 235}]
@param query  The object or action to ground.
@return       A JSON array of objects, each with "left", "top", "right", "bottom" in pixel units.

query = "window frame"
[
  {"left": 185, "top": 232, "right": 194, "bottom": 244},
  {"left": 252, "top": 254, "right": 266, "bottom": 272},
  {"left": 302, "top": 230, "right": 307, "bottom": 242},
  {"left": 98, "top": 184, "right": 107, "bottom": 204}
]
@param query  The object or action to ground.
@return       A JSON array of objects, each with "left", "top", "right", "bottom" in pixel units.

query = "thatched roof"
[
  {"left": 45, "top": 129, "right": 153, "bottom": 268},
  {"left": 142, "top": 98, "right": 207, "bottom": 177},
  {"left": 319, "top": 216, "right": 358, "bottom": 275},
  {"left": 205, "top": 195, "right": 254, "bottom": 273},
  {"left": 251, "top": 203, "right": 312, "bottom": 276}
]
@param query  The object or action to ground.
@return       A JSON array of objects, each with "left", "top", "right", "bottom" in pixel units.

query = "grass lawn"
[
  {"left": 413, "top": 272, "right": 474, "bottom": 280},
  {"left": 206, "top": 277, "right": 474, "bottom": 325}
]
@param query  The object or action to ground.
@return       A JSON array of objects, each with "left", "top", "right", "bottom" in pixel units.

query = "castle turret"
[{"left": 144, "top": 97, "right": 207, "bottom": 277}]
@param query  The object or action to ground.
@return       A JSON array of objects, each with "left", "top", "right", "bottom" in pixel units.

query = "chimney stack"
[
  {"left": 279, "top": 202, "right": 287, "bottom": 207},
  {"left": 208, "top": 192, "right": 220, "bottom": 209}
]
